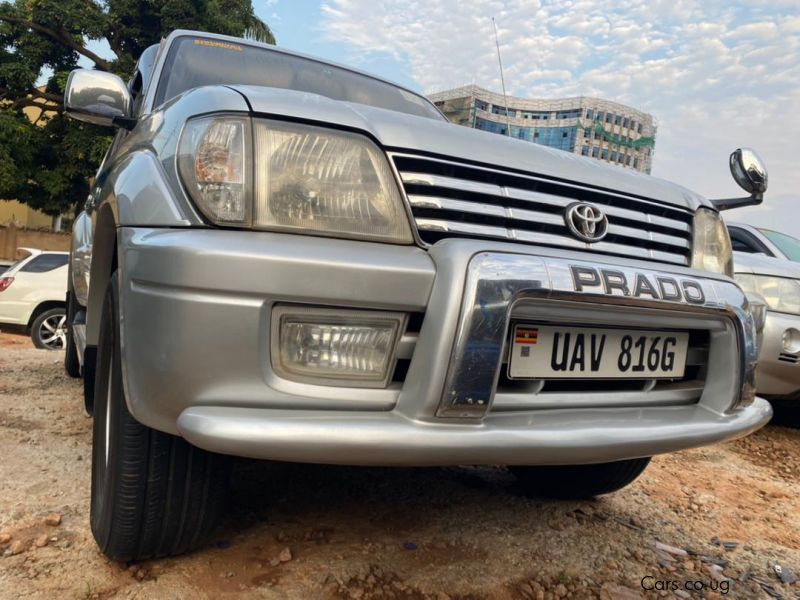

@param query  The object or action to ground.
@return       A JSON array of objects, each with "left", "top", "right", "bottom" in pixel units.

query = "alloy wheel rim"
[{"left": 39, "top": 314, "right": 67, "bottom": 349}]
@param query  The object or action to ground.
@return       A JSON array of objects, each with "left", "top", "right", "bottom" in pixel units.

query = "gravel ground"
[{"left": 1, "top": 330, "right": 800, "bottom": 599}]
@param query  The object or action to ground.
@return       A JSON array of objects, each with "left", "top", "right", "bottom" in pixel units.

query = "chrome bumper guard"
[{"left": 437, "top": 252, "right": 758, "bottom": 418}]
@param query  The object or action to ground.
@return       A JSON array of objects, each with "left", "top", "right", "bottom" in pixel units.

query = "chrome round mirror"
[{"left": 729, "top": 148, "right": 768, "bottom": 195}]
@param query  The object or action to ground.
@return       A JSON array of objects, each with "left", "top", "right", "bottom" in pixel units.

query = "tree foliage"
[{"left": 0, "top": 0, "right": 274, "bottom": 216}]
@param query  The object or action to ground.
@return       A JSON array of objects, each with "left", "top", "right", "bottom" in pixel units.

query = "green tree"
[{"left": 0, "top": 0, "right": 274, "bottom": 217}]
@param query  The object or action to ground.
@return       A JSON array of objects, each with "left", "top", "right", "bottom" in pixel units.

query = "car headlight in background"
[
  {"left": 178, "top": 116, "right": 413, "bottom": 244},
  {"left": 691, "top": 208, "right": 733, "bottom": 277},
  {"left": 735, "top": 273, "right": 800, "bottom": 315}
]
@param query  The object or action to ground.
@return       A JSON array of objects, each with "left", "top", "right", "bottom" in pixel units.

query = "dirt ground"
[{"left": 1, "top": 330, "right": 800, "bottom": 599}]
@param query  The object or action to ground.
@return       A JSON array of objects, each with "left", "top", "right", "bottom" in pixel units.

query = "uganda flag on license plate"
[{"left": 515, "top": 327, "right": 538, "bottom": 344}]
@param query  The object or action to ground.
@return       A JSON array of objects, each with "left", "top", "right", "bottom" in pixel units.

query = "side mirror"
[
  {"left": 64, "top": 69, "right": 135, "bottom": 129},
  {"left": 730, "top": 148, "right": 768, "bottom": 196},
  {"left": 711, "top": 148, "right": 768, "bottom": 211}
]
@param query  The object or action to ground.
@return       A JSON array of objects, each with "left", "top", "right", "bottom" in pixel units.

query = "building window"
[
  {"left": 618, "top": 153, "right": 624, "bottom": 163},
  {"left": 592, "top": 146, "right": 599, "bottom": 158},
  {"left": 623, "top": 117, "right": 629, "bottom": 129},
  {"left": 637, "top": 123, "right": 643, "bottom": 134},
  {"left": 614, "top": 115, "right": 622, "bottom": 126},
  {"left": 610, "top": 151, "right": 617, "bottom": 162},
  {"left": 583, "top": 127, "right": 591, "bottom": 137},
  {"left": 626, "top": 155, "right": 632, "bottom": 166},
  {"left": 633, "top": 158, "right": 639, "bottom": 169},
  {"left": 596, "top": 111, "right": 603, "bottom": 122},
  {"left": 581, "top": 145, "right": 590, "bottom": 156},
  {"left": 475, "top": 99, "right": 488, "bottom": 111},
  {"left": 586, "top": 108, "right": 594, "bottom": 119},
  {"left": 613, "top": 133, "right": 619, "bottom": 142},
  {"left": 601, "top": 148, "right": 608, "bottom": 159},
  {"left": 521, "top": 111, "right": 549, "bottom": 120},
  {"left": 556, "top": 109, "right": 581, "bottom": 119},
  {"left": 605, "top": 113, "right": 612, "bottom": 124}
]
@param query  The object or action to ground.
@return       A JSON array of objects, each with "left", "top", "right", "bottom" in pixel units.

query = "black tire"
[
  {"left": 64, "top": 291, "right": 81, "bottom": 378},
  {"left": 768, "top": 400, "right": 800, "bottom": 428},
  {"left": 90, "top": 272, "right": 231, "bottom": 561},
  {"left": 510, "top": 458, "right": 651, "bottom": 499},
  {"left": 31, "top": 307, "right": 67, "bottom": 350}
]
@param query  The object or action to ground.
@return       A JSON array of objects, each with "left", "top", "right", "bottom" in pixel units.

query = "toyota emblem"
[{"left": 564, "top": 202, "right": 609, "bottom": 243}]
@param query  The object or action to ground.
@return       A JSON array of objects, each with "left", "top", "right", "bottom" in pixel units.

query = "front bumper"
[
  {"left": 118, "top": 227, "right": 771, "bottom": 465},
  {"left": 755, "top": 310, "right": 800, "bottom": 399}
]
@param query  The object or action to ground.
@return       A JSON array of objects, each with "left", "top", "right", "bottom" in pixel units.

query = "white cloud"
[{"left": 321, "top": 0, "right": 800, "bottom": 235}]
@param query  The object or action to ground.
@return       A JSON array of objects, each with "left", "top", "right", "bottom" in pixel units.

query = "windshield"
[
  {"left": 759, "top": 229, "right": 800, "bottom": 262},
  {"left": 155, "top": 37, "right": 444, "bottom": 121}
]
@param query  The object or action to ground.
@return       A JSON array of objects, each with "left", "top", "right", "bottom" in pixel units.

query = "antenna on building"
[{"left": 491, "top": 17, "right": 511, "bottom": 137}]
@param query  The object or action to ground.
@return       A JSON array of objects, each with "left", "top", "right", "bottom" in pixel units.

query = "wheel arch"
[
  {"left": 83, "top": 203, "right": 118, "bottom": 415},
  {"left": 27, "top": 300, "right": 67, "bottom": 329},
  {"left": 86, "top": 204, "right": 119, "bottom": 348}
]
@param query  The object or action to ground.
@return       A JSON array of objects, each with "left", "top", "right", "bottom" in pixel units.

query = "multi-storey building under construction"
[{"left": 428, "top": 85, "right": 657, "bottom": 174}]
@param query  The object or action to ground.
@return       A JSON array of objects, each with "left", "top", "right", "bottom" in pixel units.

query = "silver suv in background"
[{"left": 63, "top": 30, "right": 771, "bottom": 561}]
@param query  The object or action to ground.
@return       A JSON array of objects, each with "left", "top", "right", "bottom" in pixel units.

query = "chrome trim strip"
[
  {"left": 415, "top": 218, "right": 689, "bottom": 265},
  {"left": 437, "top": 252, "right": 757, "bottom": 418},
  {"left": 393, "top": 155, "right": 695, "bottom": 219},
  {"left": 409, "top": 196, "right": 689, "bottom": 251},
  {"left": 396, "top": 332, "right": 417, "bottom": 360},
  {"left": 402, "top": 170, "right": 692, "bottom": 235}
]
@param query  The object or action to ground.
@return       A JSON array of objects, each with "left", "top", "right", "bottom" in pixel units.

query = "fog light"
[
  {"left": 782, "top": 328, "right": 800, "bottom": 354},
  {"left": 271, "top": 306, "right": 406, "bottom": 387}
]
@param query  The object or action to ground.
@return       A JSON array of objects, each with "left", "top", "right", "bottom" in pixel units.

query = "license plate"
[{"left": 508, "top": 325, "right": 689, "bottom": 379}]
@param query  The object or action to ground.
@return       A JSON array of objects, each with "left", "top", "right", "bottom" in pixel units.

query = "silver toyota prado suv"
[{"left": 63, "top": 30, "right": 772, "bottom": 560}]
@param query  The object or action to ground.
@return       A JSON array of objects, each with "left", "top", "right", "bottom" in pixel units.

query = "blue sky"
[{"left": 257, "top": 0, "right": 800, "bottom": 234}]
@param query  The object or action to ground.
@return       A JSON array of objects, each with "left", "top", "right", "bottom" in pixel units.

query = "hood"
[
  {"left": 231, "top": 85, "right": 708, "bottom": 211},
  {"left": 734, "top": 251, "right": 800, "bottom": 278}
]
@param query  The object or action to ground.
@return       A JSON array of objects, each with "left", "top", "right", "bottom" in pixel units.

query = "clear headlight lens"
[
  {"left": 252, "top": 120, "right": 411, "bottom": 242},
  {"left": 178, "top": 116, "right": 412, "bottom": 243},
  {"left": 735, "top": 274, "right": 800, "bottom": 315},
  {"left": 691, "top": 208, "right": 733, "bottom": 276},
  {"left": 178, "top": 116, "right": 249, "bottom": 224}
]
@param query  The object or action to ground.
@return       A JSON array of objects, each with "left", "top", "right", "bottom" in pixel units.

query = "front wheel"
[
  {"left": 90, "top": 272, "right": 231, "bottom": 561},
  {"left": 509, "top": 458, "right": 651, "bottom": 499},
  {"left": 31, "top": 308, "right": 67, "bottom": 350}
]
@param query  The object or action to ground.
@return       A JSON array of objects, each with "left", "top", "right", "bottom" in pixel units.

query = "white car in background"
[
  {"left": 0, "top": 248, "right": 69, "bottom": 350},
  {"left": 728, "top": 222, "right": 800, "bottom": 263}
]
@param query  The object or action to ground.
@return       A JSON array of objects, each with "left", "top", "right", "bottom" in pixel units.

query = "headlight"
[
  {"left": 178, "top": 116, "right": 249, "bottom": 223},
  {"left": 691, "top": 208, "right": 733, "bottom": 276},
  {"left": 178, "top": 115, "right": 413, "bottom": 244},
  {"left": 735, "top": 274, "right": 800, "bottom": 315}
]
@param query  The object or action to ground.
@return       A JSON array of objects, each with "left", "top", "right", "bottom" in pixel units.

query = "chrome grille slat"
[
  {"left": 404, "top": 172, "right": 692, "bottom": 237},
  {"left": 415, "top": 218, "right": 688, "bottom": 265},
  {"left": 395, "top": 154, "right": 693, "bottom": 266}
]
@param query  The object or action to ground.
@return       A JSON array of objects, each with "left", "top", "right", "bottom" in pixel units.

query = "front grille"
[{"left": 391, "top": 153, "right": 694, "bottom": 266}]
